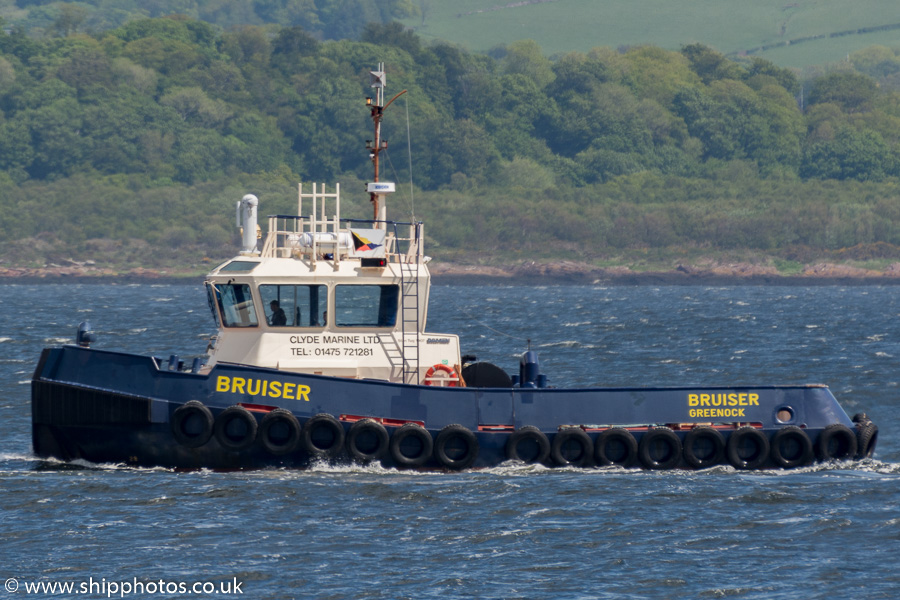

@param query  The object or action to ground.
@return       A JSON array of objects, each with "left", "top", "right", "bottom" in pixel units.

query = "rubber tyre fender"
[
  {"left": 505, "top": 425, "right": 550, "bottom": 464},
  {"left": 258, "top": 408, "right": 301, "bottom": 455},
  {"left": 171, "top": 400, "right": 214, "bottom": 449},
  {"left": 346, "top": 419, "right": 390, "bottom": 463},
  {"left": 815, "top": 423, "right": 858, "bottom": 462},
  {"left": 682, "top": 426, "right": 726, "bottom": 469},
  {"left": 213, "top": 405, "right": 258, "bottom": 452},
  {"left": 550, "top": 427, "right": 593, "bottom": 467},
  {"left": 856, "top": 421, "right": 878, "bottom": 459},
  {"left": 726, "top": 426, "right": 770, "bottom": 470},
  {"left": 769, "top": 425, "right": 813, "bottom": 469},
  {"left": 301, "top": 413, "right": 345, "bottom": 458},
  {"left": 434, "top": 424, "right": 479, "bottom": 470},
  {"left": 638, "top": 427, "right": 682, "bottom": 470},
  {"left": 389, "top": 423, "right": 433, "bottom": 468},
  {"left": 594, "top": 428, "right": 638, "bottom": 468}
]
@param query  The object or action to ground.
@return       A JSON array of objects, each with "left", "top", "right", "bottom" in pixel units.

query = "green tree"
[
  {"left": 49, "top": 4, "right": 88, "bottom": 37},
  {"left": 801, "top": 126, "right": 895, "bottom": 181},
  {"left": 271, "top": 25, "right": 319, "bottom": 74},
  {"left": 621, "top": 45, "right": 701, "bottom": 106},
  {"left": 680, "top": 43, "right": 744, "bottom": 84},
  {"left": 0, "top": 119, "right": 35, "bottom": 181},
  {"left": 23, "top": 96, "right": 86, "bottom": 179},
  {"left": 501, "top": 39, "right": 554, "bottom": 89},
  {"left": 55, "top": 47, "right": 115, "bottom": 94},
  {"left": 807, "top": 71, "right": 878, "bottom": 114},
  {"left": 744, "top": 57, "right": 799, "bottom": 96},
  {"left": 220, "top": 26, "right": 272, "bottom": 66}
]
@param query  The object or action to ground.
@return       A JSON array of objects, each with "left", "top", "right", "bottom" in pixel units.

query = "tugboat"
[{"left": 32, "top": 66, "right": 878, "bottom": 471}]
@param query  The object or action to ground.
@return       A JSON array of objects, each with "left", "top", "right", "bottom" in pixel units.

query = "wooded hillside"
[{"left": 2, "top": 15, "right": 900, "bottom": 273}]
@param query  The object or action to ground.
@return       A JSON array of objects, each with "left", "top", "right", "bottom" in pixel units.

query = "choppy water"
[{"left": 2, "top": 283, "right": 900, "bottom": 599}]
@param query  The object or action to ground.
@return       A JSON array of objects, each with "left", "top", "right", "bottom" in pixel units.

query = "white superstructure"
[{"left": 204, "top": 182, "right": 462, "bottom": 386}]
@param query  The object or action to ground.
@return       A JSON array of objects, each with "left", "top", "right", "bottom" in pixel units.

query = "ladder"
[{"left": 398, "top": 223, "right": 422, "bottom": 384}]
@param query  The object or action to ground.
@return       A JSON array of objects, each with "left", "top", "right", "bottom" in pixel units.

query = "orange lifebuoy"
[{"left": 423, "top": 364, "right": 460, "bottom": 387}]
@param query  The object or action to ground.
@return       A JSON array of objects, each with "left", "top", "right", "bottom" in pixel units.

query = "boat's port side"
[{"left": 30, "top": 342, "right": 878, "bottom": 471}]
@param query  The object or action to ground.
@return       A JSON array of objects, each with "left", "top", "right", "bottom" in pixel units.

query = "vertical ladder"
[{"left": 398, "top": 223, "right": 421, "bottom": 384}]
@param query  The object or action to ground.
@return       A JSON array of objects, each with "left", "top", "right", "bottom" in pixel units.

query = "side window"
[
  {"left": 205, "top": 282, "right": 221, "bottom": 328},
  {"left": 259, "top": 284, "right": 327, "bottom": 327},
  {"left": 214, "top": 284, "right": 259, "bottom": 328},
  {"left": 334, "top": 285, "right": 398, "bottom": 328}
]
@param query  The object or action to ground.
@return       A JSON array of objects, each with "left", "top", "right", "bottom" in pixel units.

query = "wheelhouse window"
[
  {"left": 205, "top": 283, "right": 221, "bottom": 328},
  {"left": 259, "top": 284, "right": 327, "bottom": 327},
  {"left": 213, "top": 283, "right": 259, "bottom": 328},
  {"left": 218, "top": 260, "right": 260, "bottom": 273},
  {"left": 334, "top": 285, "right": 398, "bottom": 328}
]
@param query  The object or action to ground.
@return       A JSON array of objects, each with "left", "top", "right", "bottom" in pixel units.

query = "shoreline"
[
  {"left": 4, "top": 260, "right": 900, "bottom": 285},
  {"left": 428, "top": 260, "right": 900, "bottom": 286}
]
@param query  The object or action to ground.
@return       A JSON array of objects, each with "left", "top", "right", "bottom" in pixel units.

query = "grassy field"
[{"left": 405, "top": 0, "right": 900, "bottom": 68}]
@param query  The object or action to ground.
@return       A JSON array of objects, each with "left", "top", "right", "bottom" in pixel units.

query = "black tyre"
[
  {"left": 638, "top": 427, "right": 682, "bottom": 470},
  {"left": 346, "top": 419, "right": 390, "bottom": 463},
  {"left": 856, "top": 421, "right": 878, "bottom": 459},
  {"left": 213, "top": 405, "right": 258, "bottom": 452},
  {"left": 301, "top": 413, "right": 345, "bottom": 458},
  {"left": 683, "top": 426, "right": 725, "bottom": 469},
  {"left": 389, "top": 423, "right": 433, "bottom": 468},
  {"left": 726, "top": 426, "right": 770, "bottom": 470},
  {"left": 171, "top": 400, "right": 214, "bottom": 448},
  {"left": 815, "top": 423, "right": 858, "bottom": 462},
  {"left": 259, "top": 408, "right": 301, "bottom": 455},
  {"left": 505, "top": 426, "right": 550, "bottom": 464},
  {"left": 550, "top": 427, "right": 593, "bottom": 467},
  {"left": 769, "top": 425, "right": 813, "bottom": 469},
  {"left": 594, "top": 428, "right": 638, "bottom": 468},
  {"left": 434, "top": 424, "right": 479, "bottom": 470}
]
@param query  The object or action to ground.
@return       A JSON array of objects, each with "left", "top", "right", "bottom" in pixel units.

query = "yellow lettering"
[
  {"left": 739, "top": 393, "right": 747, "bottom": 406},
  {"left": 728, "top": 393, "right": 737, "bottom": 406},
  {"left": 689, "top": 407, "right": 747, "bottom": 419},
  {"left": 700, "top": 394, "right": 711, "bottom": 406},
  {"left": 688, "top": 394, "right": 698, "bottom": 406},
  {"left": 749, "top": 393, "right": 759, "bottom": 406},
  {"left": 216, "top": 376, "right": 311, "bottom": 402}
]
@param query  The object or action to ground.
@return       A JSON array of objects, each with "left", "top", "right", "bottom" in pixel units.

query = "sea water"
[{"left": 1, "top": 283, "right": 899, "bottom": 599}]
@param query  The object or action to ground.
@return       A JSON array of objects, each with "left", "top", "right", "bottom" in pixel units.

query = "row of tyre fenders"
[{"left": 171, "top": 401, "right": 878, "bottom": 471}]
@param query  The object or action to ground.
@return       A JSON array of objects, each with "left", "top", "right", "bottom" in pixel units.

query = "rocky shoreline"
[
  {"left": 430, "top": 260, "right": 900, "bottom": 285},
  {"left": 5, "top": 259, "right": 900, "bottom": 285}
]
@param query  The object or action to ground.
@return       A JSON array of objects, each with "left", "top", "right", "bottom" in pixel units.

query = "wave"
[
  {"left": 10, "top": 450, "right": 895, "bottom": 478},
  {"left": 538, "top": 340, "right": 582, "bottom": 349}
]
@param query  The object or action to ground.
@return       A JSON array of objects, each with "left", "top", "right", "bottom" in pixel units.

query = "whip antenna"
[{"left": 405, "top": 93, "right": 415, "bottom": 222}]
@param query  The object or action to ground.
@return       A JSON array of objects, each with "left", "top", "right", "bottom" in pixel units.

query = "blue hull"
[{"left": 32, "top": 345, "right": 878, "bottom": 470}]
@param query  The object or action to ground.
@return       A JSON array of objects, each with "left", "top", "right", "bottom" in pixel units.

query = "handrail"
[
  {"left": 266, "top": 215, "right": 423, "bottom": 227},
  {"left": 262, "top": 214, "right": 424, "bottom": 264}
]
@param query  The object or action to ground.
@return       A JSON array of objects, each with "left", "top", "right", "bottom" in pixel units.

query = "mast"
[{"left": 366, "top": 63, "right": 405, "bottom": 228}]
